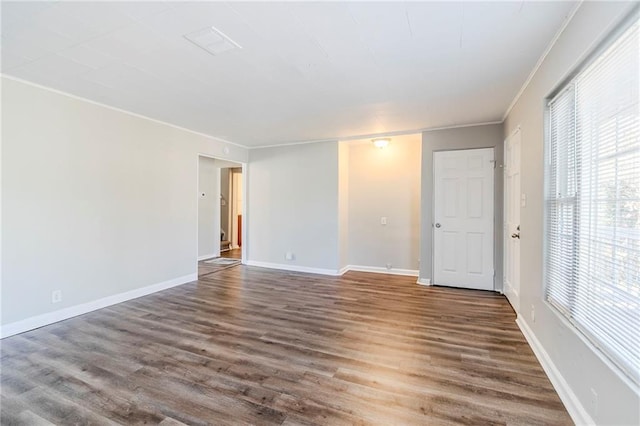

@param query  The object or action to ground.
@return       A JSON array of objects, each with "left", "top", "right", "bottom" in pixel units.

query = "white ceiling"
[{"left": 1, "top": 1, "right": 577, "bottom": 147}]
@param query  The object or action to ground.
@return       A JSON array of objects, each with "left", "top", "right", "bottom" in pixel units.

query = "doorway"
[
  {"left": 197, "top": 155, "right": 245, "bottom": 277},
  {"left": 433, "top": 148, "right": 495, "bottom": 290},
  {"left": 503, "top": 129, "right": 521, "bottom": 311},
  {"left": 220, "top": 167, "right": 242, "bottom": 260}
]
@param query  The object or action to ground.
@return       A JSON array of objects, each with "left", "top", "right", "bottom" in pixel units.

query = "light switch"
[{"left": 381, "top": 217, "right": 387, "bottom": 225}]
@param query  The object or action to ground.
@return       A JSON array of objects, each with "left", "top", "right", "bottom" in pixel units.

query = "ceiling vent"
[{"left": 184, "top": 26, "right": 241, "bottom": 56}]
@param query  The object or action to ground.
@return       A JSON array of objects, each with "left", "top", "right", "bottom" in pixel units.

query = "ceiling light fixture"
[{"left": 372, "top": 138, "right": 390, "bottom": 149}]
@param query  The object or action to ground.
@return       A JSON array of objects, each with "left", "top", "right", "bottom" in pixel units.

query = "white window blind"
[{"left": 545, "top": 16, "right": 639, "bottom": 383}]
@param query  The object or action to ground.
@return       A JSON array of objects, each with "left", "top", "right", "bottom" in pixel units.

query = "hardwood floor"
[
  {"left": 0, "top": 267, "right": 571, "bottom": 425},
  {"left": 198, "top": 257, "right": 241, "bottom": 278},
  {"left": 221, "top": 248, "right": 242, "bottom": 259}
]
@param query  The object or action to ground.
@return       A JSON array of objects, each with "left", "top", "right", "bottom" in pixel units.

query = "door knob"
[
  {"left": 435, "top": 223, "right": 441, "bottom": 228},
  {"left": 511, "top": 233, "right": 520, "bottom": 239}
]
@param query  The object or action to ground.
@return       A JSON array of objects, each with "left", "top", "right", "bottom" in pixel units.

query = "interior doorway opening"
[
  {"left": 220, "top": 167, "right": 243, "bottom": 260},
  {"left": 197, "top": 155, "right": 245, "bottom": 277}
]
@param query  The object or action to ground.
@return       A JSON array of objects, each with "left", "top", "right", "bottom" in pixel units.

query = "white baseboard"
[
  {"left": 503, "top": 281, "right": 519, "bottom": 310},
  {"left": 244, "top": 261, "right": 420, "bottom": 278},
  {"left": 245, "top": 260, "right": 341, "bottom": 276},
  {"left": 417, "top": 277, "right": 432, "bottom": 286},
  {"left": 0, "top": 273, "right": 197, "bottom": 339},
  {"left": 338, "top": 265, "right": 350, "bottom": 275},
  {"left": 244, "top": 261, "right": 420, "bottom": 279},
  {"left": 516, "top": 316, "right": 594, "bottom": 426},
  {"left": 198, "top": 254, "right": 217, "bottom": 261},
  {"left": 345, "top": 265, "right": 419, "bottom": 277}
]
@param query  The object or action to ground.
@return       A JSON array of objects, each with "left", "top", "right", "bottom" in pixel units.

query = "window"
[{"left": 545, "top": 15, "right": 639, "bottom": 383}]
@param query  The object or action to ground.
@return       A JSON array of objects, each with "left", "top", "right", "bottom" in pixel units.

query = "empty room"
[{"left": 1, "top": 1, "right": 639, "bottom": 425}]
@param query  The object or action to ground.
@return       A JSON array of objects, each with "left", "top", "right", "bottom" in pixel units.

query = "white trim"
[
  {"left": 245, "top": 262, "right": 420, "bottom": 277},
  {"left": 0, "top": 74, "right": 248, "bottom": 150},
  {"left": 506, "top": 124, "right": 522, "bottom": 140},
  {"left": 3, "top": 76, "right": 504, "bottom": 152},
  {"left": 198, "top": 254, "right": 217, "bottom": 261},
  {"left": 516, "top": 316, "right": 594, "bottom": 426},
  {"left": 340, "top": 121, "right": 502, "bottom": 144},
  {"left": 246, "top": 260, "right": 341, "bottom": 276},
  {"left": 432, "top": 148, "right": 495, "bottom": 291},
  {"left": 196, "top": 153, "right": 246, "bottom": 273},
  {"left": 345, "top": 265, "right": 419, "bottom": 277},
  {"left": 415, "top": 121, "right": 503, "bottom": 135},
  {"left": 501, "top": 2, "right": 583, "bottom": 121},
  {"left": 253, "top": 121, "right": 503, "bottom": 150},
  {"left": 543, "top": 301, "right": 640, "bottom": 393},
  {"left": 0, "top": 273, "right": 197, "bottom": 339},
  {"left": 338, "top": 265, "right": 350, "bottom": 275},
  {"left": 544, "top": 3, "right": 640, "bottom": 108},
  {"left": 2, "top": 75, "right": 500, "bottom": 151},
  {"left": 503, "top": 281, "right": 519, "bottom": 311},
  {"left": 503, "top": 127, "right": 521, "bottom": 314},
  {"left": 417, "top": 278, "right": 432, "bottom": 286},
  {"left": 250, "top": 138, "right": 339, "bottom": 150},
  {"left": 240, "top": 163, "right": 248, "bottom": 264},
  {"left": 215, "top": 167, "right": 222, "bottom": 259}
]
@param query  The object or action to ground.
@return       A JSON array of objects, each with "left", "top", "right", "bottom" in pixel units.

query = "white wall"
[
  {"left": 198, "top": 156, "right": 219, "bottom": 259},
  {"left": 419, "top": 124, "right": 504, "bottom": 287},
  {"left": 503, "top": 3, "right": 640, "bottom": 425},
  {"left": 347, "top": 135, "right": 421, "bottom": 273},
  {"left": 1, "top": 77, "right": 247, "bottom": 331},
  {"left": 247, "top": 141, "right": 339, "bottom": 273}
]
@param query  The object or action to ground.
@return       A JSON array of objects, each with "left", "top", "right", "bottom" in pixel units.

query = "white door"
[
  {"left": 504, "top": 129, "right": 521, "bottom": 311},
  {"left": 433, "top": 148, "right": 494, "bottom": 290}
]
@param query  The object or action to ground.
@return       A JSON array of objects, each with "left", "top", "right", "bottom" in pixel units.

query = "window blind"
[{"left": 545, "top": 16, "right": 639, "bottom": 383}]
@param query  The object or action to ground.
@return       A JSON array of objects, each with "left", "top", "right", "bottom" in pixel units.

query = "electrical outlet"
[
  {"left": 531, "top": 304, "right": 535, "bottom": 323},
  {"left": 285, "top": 252, "right": 294, "bottom": 261},
  {"left": 386, "top": 263, "right": 392, "bottom": 270},
  {"left": 51, "top": 290, "right": 62, "bottom": 304}
]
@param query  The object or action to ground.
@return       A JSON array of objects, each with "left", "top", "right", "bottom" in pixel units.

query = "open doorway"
[
  {"left": 197, "top": 155, "right": 245, "bottom": 278},
  {"left": 220, "top": 167, "right": 242, "bottom": 260}
]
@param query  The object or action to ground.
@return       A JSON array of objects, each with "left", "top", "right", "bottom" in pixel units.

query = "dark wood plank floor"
[{"left": 0, "top": 267, "right": 571, "bottom": 425}]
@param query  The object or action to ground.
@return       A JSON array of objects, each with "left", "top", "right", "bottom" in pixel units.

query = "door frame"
[
  {"left": 229, "top": 167, "right": 243, "bottom": 249},
  {"left": 503, "top": 126, "right": 521, "bottom": 312},
  {"left": 196, "top": 153, "right": 247, "bottom": 272},
  {"left": 431, "top": 147, "right": 496, "bottom": 290}
]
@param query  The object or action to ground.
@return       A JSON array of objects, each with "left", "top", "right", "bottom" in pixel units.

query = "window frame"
[{"left": 542, "top": 7, "right": 640, "bottom": 386}]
